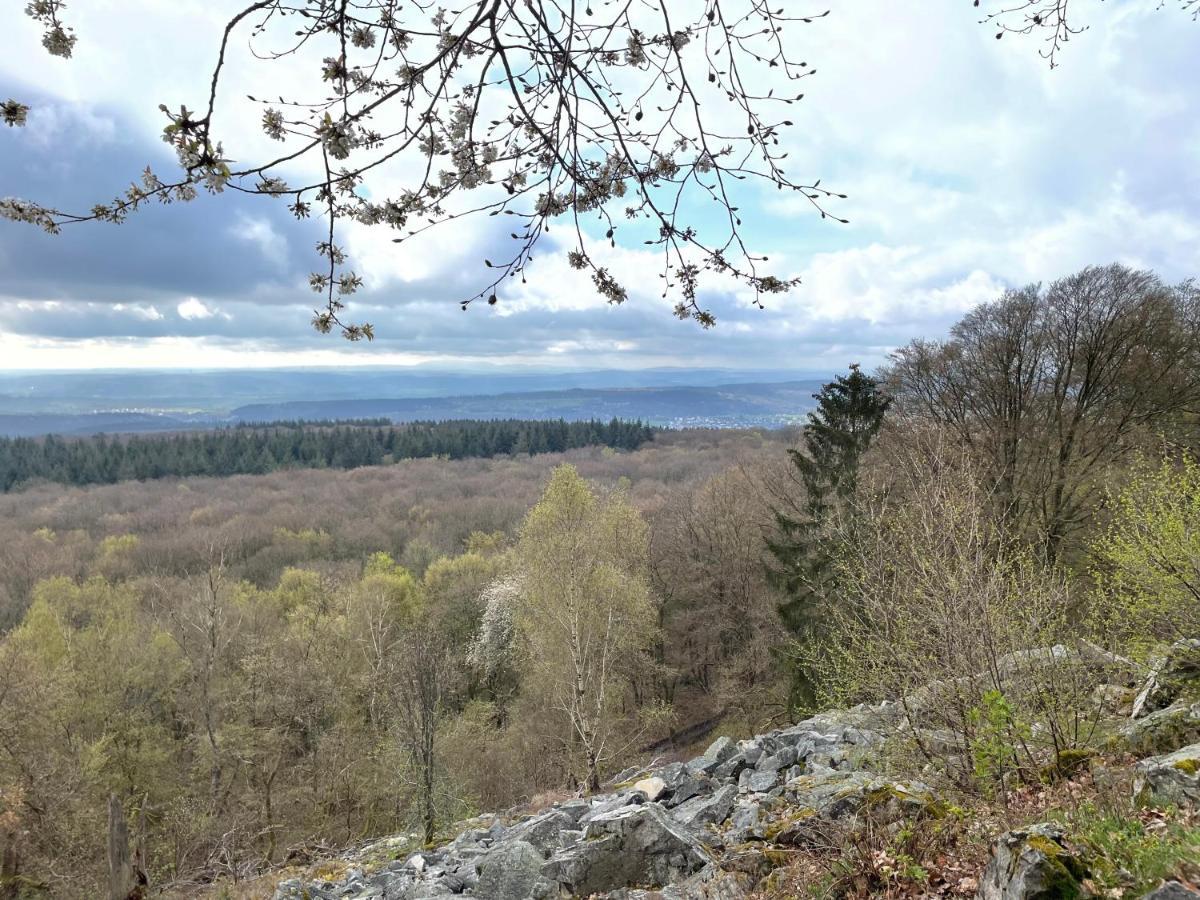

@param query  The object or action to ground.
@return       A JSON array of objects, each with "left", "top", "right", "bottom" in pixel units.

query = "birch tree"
[{"left": 510, "top": 464, "right": 658, "bottom": 791}]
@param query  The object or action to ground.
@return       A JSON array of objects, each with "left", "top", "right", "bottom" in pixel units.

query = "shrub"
[{"left": 1091, "top": 452, "right": 1200, "bottom": 659}]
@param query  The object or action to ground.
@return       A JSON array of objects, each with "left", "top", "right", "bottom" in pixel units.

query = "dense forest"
[
  {"left": 0, "top": 418, "right": 656, "bottom": 492},
  {"left": 0, "top": 266, "right": 1199, "bottom": 898}
]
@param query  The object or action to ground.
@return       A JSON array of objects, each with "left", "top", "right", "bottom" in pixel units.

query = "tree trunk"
[
  {"left": 107, "top": 794, "right": 136, "bottom": 900},
  {"left": 0, "top": 829, "right": 20, "bottom": 900}
]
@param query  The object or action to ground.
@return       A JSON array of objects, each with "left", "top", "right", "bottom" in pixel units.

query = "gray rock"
[
  {"left": 611, "top": 863, "right": 752, "bottom": 899},
  {"left": 687, "top": 736, "right": 738, "bottom": 775},
  {"left": 975, "top": 823, "right": 1088, "bottom": 900},
  {"left": 739, "top": 741, "right": 765, "bottom": 766},
  {"left": 474, "top": 840, "right": 554, "bottom": 900},
  {"left": 1134, "top": 742, "right": 1200, "bottom": 807},
  {"left": 739, "top": 768, "right": 778, "bottom": 794},
  {"left": 725, "top": 800, "right": 764, "bottom": 843},
  {"left": 1141, "top": 882, "right": 1200, "bottom": 900},
  {"left": 673, "top": 783, "right": 737, "bottom": 829},
  {"left": 543, "top": 803, "right": 708, "bottom": 896},
  {"left": 778, "top": 769, "right": 940, "bottom": 837},
  {"left": 665, "top": 772, "right": 710, "bottom": 807},
  {"left": 1133, "top": 640, "right": 1200, "bottom": 719},
  {"left": 756, "top": 746, "right": 797, "bottom": 772},
  {"left": 1119, "top": 701, "right": 1200, "bottom": 755},
  {"left": 581, "top": 793, "right": 640, "bottom": 824},
  {"left": 713, "top": 754, "right": 748, "bottom": 781},
  {"left": 504, "top": 808, "right": 576, "bottom": 854}
]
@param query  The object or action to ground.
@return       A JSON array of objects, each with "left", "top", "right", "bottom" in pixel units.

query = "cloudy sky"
[{"left": 1, "top": 1, "right": 1198, "bottom": 372}]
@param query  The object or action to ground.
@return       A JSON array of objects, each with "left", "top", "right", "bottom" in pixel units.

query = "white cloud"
[
  {"left": 230, "top": 214, "right": 288, "bottom": 268},
  {"left": 176, "top": 297, "right": 215, "bottom": 320},
  {"left": 1, "top": 0, "right": 1198, "bottom": 371}
]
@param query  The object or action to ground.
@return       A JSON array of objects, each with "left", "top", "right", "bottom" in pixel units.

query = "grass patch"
[{"left": 1054, "top": 803, "right": 1200, "bottom": 897}]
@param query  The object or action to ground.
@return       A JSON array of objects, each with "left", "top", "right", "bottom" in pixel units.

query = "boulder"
[
  {"left": 543, "top": 803, "right": 709, "bottom": 896},
  {"left": 687, "top": 736, "right": 738, "bottom": 775},
  {"left": 770, "top": 770, "right": 939, "bottom": 845},
  {"left": 607, "top": 863, "right": 752, "bottom": 899},
  {"left": 1141, "top": 882, "right": 1200, "bottom": 900},
  {"left": 632, "top": 776, "right": 669, "bottom": 802},
  {"left": 738, "top": 768, "right": 779, "bottom": 794},
  {"left": 1132, "top": 640, "right": 1200, "bottom": 719},
  {"left": 672, "top": 784, "right": 737, "bottom": 829},
  {"left": 1134, "top": 742, "right": 1200, "bottom": 807},
  {"left": 724, "top": 800, "right": 764, "bottom": 844},
  {"left": 975, "top": 823, "right": 1088, "bottom": 900},
  {"left": 1118, "top": 701, "right": 1200, "bottom": 755},
  {"left": 755, "top": 746, "right": 797, "bottom": 773},
  {"left": 665, "top": 772, "right": 711, "bottom": 807},
  {"left": 474, "top": 840, "right": 554, "bottom": 900},
  {"left": 503, "top": 808, "right": 579, "bottom": 854}
]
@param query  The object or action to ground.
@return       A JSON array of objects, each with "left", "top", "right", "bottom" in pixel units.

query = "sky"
[{"left": 1, "top": 1, "right": 1198, "bottom": 372}]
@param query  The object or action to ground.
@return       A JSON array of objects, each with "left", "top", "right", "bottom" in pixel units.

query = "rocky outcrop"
[
  {"left": 271, "top": 701, "right": 910, "bottom": 900},
  {"left": 1133, "top": 742, "right": 1200, "bottom": 807},
  {"left": 1132, "top": 640, "right": 1200, "bottom": 719},
  {"left": 269, "top": 640, "right": 1200, "bottom": 900},
  {"left": 975, "top": 823, "right": 1088, "bottom": 900},
  {"left": 1119, "top": 700, "right": 1200, "bottom": 755}
]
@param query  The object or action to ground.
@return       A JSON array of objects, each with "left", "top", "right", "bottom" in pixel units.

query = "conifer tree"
[{"left": 767, "top": 364, "right": 890, "bottom": 707}]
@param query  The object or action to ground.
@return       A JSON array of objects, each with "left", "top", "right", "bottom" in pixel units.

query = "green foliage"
[
  {"left": 967, "top": 690, "right": 1030, "bottom": 793},
  {"left": 1091, "top": 452, "right": 1200, "bottom": 657},
  {"left": 512, "top": 464, "right": 660, "bottom": 790},
  {"left": 1057, "top": 804, "right": 1200, "bottom": 897},
  {"left": 0, "top": 418, "right": 656, "bottom": 492},
  {"left": 766, "top": 364, "right": 890, "bottom": 707}
]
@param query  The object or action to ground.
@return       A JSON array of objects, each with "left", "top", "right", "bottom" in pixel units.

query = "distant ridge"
[
  {"left": 0, "top": 379, "right": 821, "bottom": 437},
  {"left": 229, "top": 381, "right": 821, "bottom": 429}
]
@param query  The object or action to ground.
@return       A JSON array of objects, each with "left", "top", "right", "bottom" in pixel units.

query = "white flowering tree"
[
  {"left": 4, "top": 0, "right": 841, "bottom": 339},
  {"left": 3, "top": 1, "right": 1195, "bottom": 337}
]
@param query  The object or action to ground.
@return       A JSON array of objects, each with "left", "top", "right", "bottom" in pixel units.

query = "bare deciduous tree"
[
  {"left": 883, "top": 263, "right": 1200, "bottom": 562},
  {"left": 978, "top": 0, "right": 1200, "bottom": 67}
]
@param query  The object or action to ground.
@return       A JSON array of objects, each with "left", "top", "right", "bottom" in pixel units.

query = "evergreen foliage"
[
  {"left": 0, "top": 418, "right": 656, "bottom": 492},
  {"left": 766, "top": 364, "right": 890, "bottom": 705}
]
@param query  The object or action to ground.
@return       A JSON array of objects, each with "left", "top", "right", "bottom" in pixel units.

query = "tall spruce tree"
[{"left": 767, "top": 364, "right": 891, "bottom": 707}]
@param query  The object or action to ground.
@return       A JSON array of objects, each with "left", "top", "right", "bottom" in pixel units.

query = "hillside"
[{"left": 255, "top": 641, "right": 1200, "bottom": 900}]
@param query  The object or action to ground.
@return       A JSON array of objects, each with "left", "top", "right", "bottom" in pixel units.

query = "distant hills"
[
  {"left": 230, "top": 381, "right": 820, "bottom": 430},
  {"left": 0, "top": 368, "right": 825, "bottom": 437}
]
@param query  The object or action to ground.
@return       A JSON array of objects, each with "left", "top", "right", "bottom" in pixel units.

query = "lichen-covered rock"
[
  {"left": 1094, "top": 683, "right": 1138, "bottom": 717},
  {"left": 607, "top": 863, "right": 752, "bottom": 899},
  {"left": 543, "top": 803, "right": 709, "bottom": 896},
  {"left": 1119, "top": 701, "right": 1200, "bottom": 755},
  {"left": 672, "top": 784, "right": 738, "bottom": 829},
  {"left": 1134, "top": 742, "right": 1200, "bottom": 807},
  {"left": 474, "top": 840, "right": 554, "bottom": 900},
  {"left": 975, "top": 823, "right": 1088, "bottom": 900}
]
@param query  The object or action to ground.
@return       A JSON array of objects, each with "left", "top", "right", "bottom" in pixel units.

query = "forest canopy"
[{"left": 0, "top": 417, "right": 656, "bottom": 492}]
